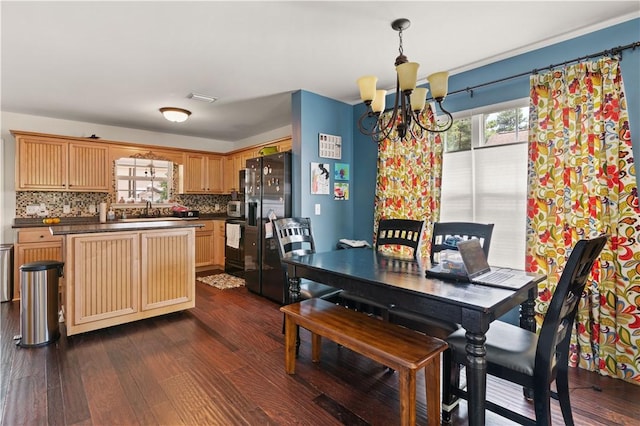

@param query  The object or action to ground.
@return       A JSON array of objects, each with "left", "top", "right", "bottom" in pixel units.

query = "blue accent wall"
[
  {"left": 351, "top": 18, "right": 640, "bottom": 240},
  {"left": 291, "top": 90, "right": 354, "bottom": 253},
  {"left": 294, "top": 18, "right": 640, "bottom": 250}
]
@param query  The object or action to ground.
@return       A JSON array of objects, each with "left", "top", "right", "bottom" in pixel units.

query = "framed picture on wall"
[
  {"left": 334, "top": 183, "right": 349, "bottom": 200},
  {"left": 318, "top": 133, "right": 342, "bottom": 159},
  {"left": 334, "top": 163, "right": 349, "bottom": 181},
  {"left": 311, "top": 162, "right": 330, "bottom": 195}
]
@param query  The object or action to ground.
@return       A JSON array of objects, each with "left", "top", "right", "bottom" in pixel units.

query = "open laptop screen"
[{"left": 457, "top": 239, "right": 491, "bottom": 277}]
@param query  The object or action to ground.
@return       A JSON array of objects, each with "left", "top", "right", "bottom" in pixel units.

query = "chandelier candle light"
[{"left": 357, "top": 18, "right": 453, "bottom": 142}]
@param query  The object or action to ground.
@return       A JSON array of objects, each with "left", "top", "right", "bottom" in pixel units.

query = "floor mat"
[{"left": 197, "top": 273, "right": 246, "bottom": 290}]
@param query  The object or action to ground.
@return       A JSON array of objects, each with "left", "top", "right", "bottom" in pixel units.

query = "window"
[
  {"left": 440, "top": 99, "right": 529, "bottom": 269},
  {"left": 115, "top": 157, "right": 173, "bottom": 204}
]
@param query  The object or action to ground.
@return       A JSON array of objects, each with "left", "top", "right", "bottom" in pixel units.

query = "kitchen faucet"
[{"left": 144, "top": 201, "right": 152, "bottom": 217}]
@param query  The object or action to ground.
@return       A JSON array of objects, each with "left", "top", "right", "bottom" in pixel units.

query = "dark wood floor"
[{"left": 2, "top": 272, "right": 639, "bottom": 425}]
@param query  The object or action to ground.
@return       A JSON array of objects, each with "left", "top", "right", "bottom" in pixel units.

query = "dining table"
[{"left": 281, "top": 247, "right": 545, "bottom": 426}]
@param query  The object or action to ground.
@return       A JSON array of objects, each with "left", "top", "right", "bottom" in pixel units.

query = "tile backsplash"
[{"left": 15, "top": 191, "right": 234, "bottom": 218}]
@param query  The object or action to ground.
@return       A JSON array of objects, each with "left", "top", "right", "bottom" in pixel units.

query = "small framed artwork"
[
  {"left": 334, "top": 163, "right": 349, "bottom": 181},
  {"left": 334, "top": 183, "right": 349, "bottom": 200},
  {"left": 319, "top": 133, "right": 342, "bottom": 159},
  {"left": 311, "top": 162, "right": 330, "bottom": 195}
]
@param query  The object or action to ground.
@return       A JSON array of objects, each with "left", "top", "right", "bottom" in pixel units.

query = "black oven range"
[{"left": 224, "top": 218, "right": 245, "bottom": 277}]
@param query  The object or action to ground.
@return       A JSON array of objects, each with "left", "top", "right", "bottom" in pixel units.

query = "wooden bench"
[{"left": 280, "top": 298, "right": 447, "bottom": 426}]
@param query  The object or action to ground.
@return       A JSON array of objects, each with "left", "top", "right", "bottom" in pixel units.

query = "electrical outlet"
[
  {"left": 63, "top": 205, "right": 71, "bottom": 214},
  {"left": 315, "top": 204, "right": 321, "bottom": 215},
  {"left": 26, "top": 205, "right": 40, "bottom": 215}
]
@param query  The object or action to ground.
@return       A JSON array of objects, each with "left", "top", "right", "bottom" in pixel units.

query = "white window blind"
[{"left": 440, "top": 99, "right": 529, "bottom": 269}]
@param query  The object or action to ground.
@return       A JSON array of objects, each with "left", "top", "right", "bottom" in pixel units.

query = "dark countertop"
[
  {"left": 50, "top": 220, "right": 204, "bottom": 235},
  {"left": 13, "top": 214, "right": 231, "bottom": 229}
]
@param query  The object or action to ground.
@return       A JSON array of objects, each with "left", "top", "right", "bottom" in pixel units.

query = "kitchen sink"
[{"left": 118, "top": 217, "right": 184, "bottom": 223}]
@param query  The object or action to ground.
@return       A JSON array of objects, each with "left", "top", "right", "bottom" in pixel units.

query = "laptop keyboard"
[{"left": 479, "top": 271, "right": 512, "bottom": 284}]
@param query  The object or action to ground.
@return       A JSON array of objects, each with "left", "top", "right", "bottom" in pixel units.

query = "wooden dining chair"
[
  {"left": 340, "top": 218, "right": 425, "bottom": 320},
  {"left": 430, "top": 221, "right": 495, "bottom": 264},
  {"left": 273, "top": 217, "right": 342, "bottom": 304},
  {"left": 443, "top": 235, "right": 608, "bottom": 425},
  {"left": 375, "top": 218, "right": 425, "bottom": 258},
  {"left": 273, "top": 218, "right": 342, "bottom": 353}
]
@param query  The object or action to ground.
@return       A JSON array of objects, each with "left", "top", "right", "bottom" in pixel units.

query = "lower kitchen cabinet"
[
  {"left": 194, "top": 219, "right": 226, "bottom": 269},
  {"left": 65, "top": 228, "right": 195, "bottom": 336},
  {"left": 14, "top": 228, "right": 65, "bottom": 302},
  {"left": 194, "top": 220, "right": 215, "bottom": 268}
]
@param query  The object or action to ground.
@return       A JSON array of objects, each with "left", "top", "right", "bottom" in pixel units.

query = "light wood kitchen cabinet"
[
  {"left": 14, "top": 133, "right": 110, "bottom": 191},
  {"left": 194, "top": 220, "right": 215, "bottom": 268},
  {"left": 180, "top": 153, "right": 224, "bottom": 194},
  {"left": 223, "top": 138, "right": 293, "bottom": 193},
  {"left": 13, "top": 227, "right": 64, "bottom": 306},
  {"left": 213, "top": 220, "right": 226, "bottom": 267},
  {"left": 13, "top": 228, "right": 64, "bottom": 301},
  {"left": 140, "top": 229, "right": 194, "bottom": 311},
  {"left": 223, "top": 155, "right": 237, "bottom": 193},
  {"left": 194, "top": 220, "right": 225, "bottom": 268},
  {"left": 68, "top": 232, "right": 139, "bottom": 328},
  {"left": 65, "top": 228, "right": 195, "bottom": 336},
  {"left": 276, "top": 138, "right": 292, "bottom": 152}
]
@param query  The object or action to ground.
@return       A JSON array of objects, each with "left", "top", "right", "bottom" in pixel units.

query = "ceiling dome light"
[{"left": 159, "top": 107, "right": 191, "bottom": 123}]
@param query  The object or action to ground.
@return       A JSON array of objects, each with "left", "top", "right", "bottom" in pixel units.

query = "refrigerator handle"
[{"left": 247, "top": 202, "right": 258, "bottom": 226}]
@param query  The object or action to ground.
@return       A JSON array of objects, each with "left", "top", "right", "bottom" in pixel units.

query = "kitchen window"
[
  {"left": 439, "top": 98, "right": 529, "bottom": 269},
  {"left": 115, "top": 157, "right": 173, "bottom": 204}
]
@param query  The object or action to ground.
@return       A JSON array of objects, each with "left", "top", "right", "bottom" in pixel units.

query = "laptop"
[{"left": 426, "top": 238, "right": 533, "bottom": 290}]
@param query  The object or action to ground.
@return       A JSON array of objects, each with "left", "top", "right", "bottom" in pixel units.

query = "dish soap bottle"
[{"left": 107, "top": 208, "right": 116, "bottom": 221}]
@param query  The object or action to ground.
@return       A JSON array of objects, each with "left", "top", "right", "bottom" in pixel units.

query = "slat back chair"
[
  {"left": 274, "top": 217, "right": 315, "bottom": 259},
  {"left": 273, "top": 217, "right": 342, "bottom": 353},
  {"left": 443, "top": 235, "right": 608, "bottom": 425},
  {"left": 430, "top": 222, "right": 495, "bottom": 264},
  {"left": 375, "top": 218, "right": 425, "bottom": 259}
]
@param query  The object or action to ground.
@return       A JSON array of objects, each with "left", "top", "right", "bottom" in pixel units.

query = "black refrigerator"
[{"left": 244, "top": 151, "right": 291, "bottom": 304}]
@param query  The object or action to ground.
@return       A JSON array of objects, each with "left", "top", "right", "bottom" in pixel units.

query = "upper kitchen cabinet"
[
  {"left": 179, "top": 153, "right": 224, "bottom": 194},
  {"left": 14, "top": 132, "right": 110, "bottom": 192},
  {"left": 222, "top": 138, "right": 293, "bottom": 193}
]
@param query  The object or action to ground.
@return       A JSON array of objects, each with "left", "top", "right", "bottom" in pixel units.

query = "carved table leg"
[
  {"left": 465, "top": 330, "right": 487, "bottom": 426},
  {"left": 287, "top": 274, "right": 302, "bottom": 355}
]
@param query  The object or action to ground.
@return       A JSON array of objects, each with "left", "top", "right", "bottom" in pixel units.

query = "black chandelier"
[{"left": 357, "top": 18, "right": 453, "bottom": 142}]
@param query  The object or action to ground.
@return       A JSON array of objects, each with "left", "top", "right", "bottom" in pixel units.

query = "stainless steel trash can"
[
  {"left": 0, "top": 244, "right": 13, "bottom": 302},
  {"left": 18, "top": 260, "right": 64, "bottom": 347}
]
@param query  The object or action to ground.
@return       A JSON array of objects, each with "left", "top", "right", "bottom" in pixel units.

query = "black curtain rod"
[{"left": 446, "top": 41, "right": 640, "bottom": 98}]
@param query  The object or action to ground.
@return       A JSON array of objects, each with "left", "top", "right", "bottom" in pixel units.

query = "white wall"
[{"left": 0, "top": 111, "right": 292, "bottom": 243}]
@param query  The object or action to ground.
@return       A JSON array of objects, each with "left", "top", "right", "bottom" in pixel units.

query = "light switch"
[{"left": 315, "top": 204, "right": 321, "bottom": 215}]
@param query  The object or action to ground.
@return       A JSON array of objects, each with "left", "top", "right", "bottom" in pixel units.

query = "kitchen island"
[{"left": 51, "top": 220, "right": 202, "bottom": 336}]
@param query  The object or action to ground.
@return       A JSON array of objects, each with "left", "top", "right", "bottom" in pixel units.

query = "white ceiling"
[{"left": 2, "top": 1, "right": 639, "bottom": 142}]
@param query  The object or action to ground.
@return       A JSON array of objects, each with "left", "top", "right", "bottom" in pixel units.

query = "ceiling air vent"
[{"left": 187, "top": 92, "right": 218, "bottom": 103}]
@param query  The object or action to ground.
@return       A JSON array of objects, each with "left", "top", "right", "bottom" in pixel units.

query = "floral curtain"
[
  {"left": 527, "top": 57, "right": 640, "bottom": 385},
  {"left": 373, "top": 109, "right": 444, "bottom": 259}
]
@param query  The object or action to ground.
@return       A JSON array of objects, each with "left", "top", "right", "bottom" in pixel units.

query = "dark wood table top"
[{"left": 282, "top": 248, "right": 543, "bottom": 329}]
